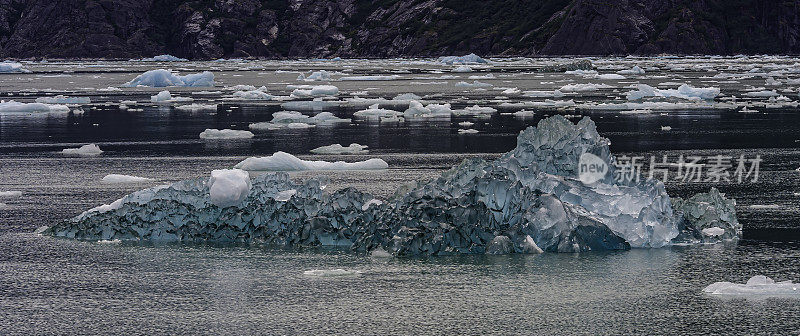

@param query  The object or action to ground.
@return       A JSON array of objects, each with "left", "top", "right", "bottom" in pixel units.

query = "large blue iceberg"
[{"left": 43, "top": 116, "right": 739, "bottom": 255}]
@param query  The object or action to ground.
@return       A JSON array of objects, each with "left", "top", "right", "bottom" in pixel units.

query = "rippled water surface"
[{"left": 1, "top": 56, "right": 800, "bottom": 334}]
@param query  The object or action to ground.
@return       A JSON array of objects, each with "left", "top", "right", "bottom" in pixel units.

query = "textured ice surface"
[
  {"left": 0, "top": 61, "right": 27, "bottom": 73},
  {"left": 248, "top": 111, "right": 349, "bottom": 130},
  {"left": 122, "top": 69, "right": 215, "bottom": 87},
  {"left": 234, "top": 152, "right": 388, "bottom": 171},
  {"left": 0, "top": 100, "right": 70, "bottom": 113},
  {"left": 704, "top": 276, "right": 800, "bottom": 297},
  {"left": 46, "top": 116, "right": 738, "bottom": 255},
  {"left": 199, "top": 129, "right": 254, "bottom": 140},
  {"left": 102, "top": 174, "right": 154, "bottom": 184},
  {"left": 439, "top": 53, "right": 489, "bottom": 65},
  {"left": 208, "top": 169, "right": 251, "bottom": 208},
  {"left": 61, "top": 144, "right": 103, "bottom": 156},
  {"left": 35, "top": 95, "right": 91, "bottom": 104},
  {"left": 671, "top": 188, "right": 740, "bottom": 244},
  {"left": 310, "top": 143, "right": 369, "bottom": 155},
  {"left": 626, "top": 84, "right": 720, "bottom": 101}
]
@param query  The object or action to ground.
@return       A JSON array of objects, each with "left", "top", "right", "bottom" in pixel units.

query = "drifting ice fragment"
[
  {"left": 311, "top": 143, "right": 369, "bottom": 155},
  {"left": 199, "top": 129, "right": 254, "bottom": 140},
  {"left": 703, "top": 275, "right": 800, "bottom": 297},
  {"left": 62, "top": 144, "right": 103, "bottom": 156},
  {"left": 35, "top": 96, "right": 91, "bottom": 104},
  {"left": 0, "top": 100, "right": 70, "bottom": 113},
  {"left": 122, "top": 69, "right": 215, "bottom": 87},
  {"left": 234, "top": 152, "right": 388, "bottom": 171},
  {"left": 102, "top": 174, "right": 154, "bottom": 184}
]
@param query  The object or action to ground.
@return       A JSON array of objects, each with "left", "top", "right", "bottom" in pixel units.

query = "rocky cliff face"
[{"left": 0, "top": 0, "right": 798, "bottom": 59}]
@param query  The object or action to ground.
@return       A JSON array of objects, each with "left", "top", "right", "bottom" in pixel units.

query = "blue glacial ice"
[
  {"left": 122, "top": 69, "right": 215, "bottom": 87},
  {"left": 43, "top": 116, "right": 739, "bottom": 255}
]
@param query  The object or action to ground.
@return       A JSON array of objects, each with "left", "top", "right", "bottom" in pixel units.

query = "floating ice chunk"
[
  {"left": 703, "top": 275, "right": 800, "bottom": 297},
  {"left": 96, "top": 239, "right": 122, "bottom": 244},
  {"left": 513, "top": 110, "right": 535, "bottom": 118},
  {"left": 393, "top": 93, "right": 422, "bottom": 101},
  {"left": 564, "top": 69, "right": 597, "bottom": 76},
  {"left": 0, "top": 61, "right": 29, "bottom": 73},
  {"left": 234, "top": 152, "right": 388, "bottom": 171},
  {"left": 232, "top": 87, "right": 273, "bottom": 100},
  {"left": 0, "top": 100, "right": 70, "bottom": 113},
  {"left": 403, "top": 101, "right": 451, "bottom": 119},
  {"left": 62, "top": 144, "right": 103, "bottom": 156},
  {"left": 455, "top": 81, "right": 493, "bottom": 88},
  {"left": 274, "top": 189, "right": 297, "bottom": 202},
  {"left": 560, "top": 83, "right": 612, "bottom": 92},
  {"left": 35, "top": 95, "right": 91, "bottom": 104},
  {"left": 208, "top": 169, "right": 251, "bottom": 208},
  {"left": 370, "top": 247, "right": 392, "bottom": 258},
  {"left": 299, "top": 70, "right": 331, "bottom": 81},
  {"left": 702, "top": 227, "right": 725, "bottom": 237},
  {"left": 338, "top": 75, "right": 399, "bottom": 81},
  {"left": 626, "top": 84, "right": 719, "bottom": 101},
  {"left": 661, "top": 126, "right": 672, "bottom": 131},
  {"left": 250, "top": 111, "right": 349, "bottom": 130},
  {"left": 303, "top": 269, "right": 362, "bottom": 277},
  {"left": 453, "top": 105, "right": 497, "bottom": 116},
  {"left": 353, "top": 104, "right": 403, "bottom": 120},
  {"left": 122, "top": 69, "right": 215, "bottom": 87},
  {"left": 540, "top": 59, "right": 593, "bottom": 72},
  {"left": 102, "top": 174, "right": 154, "bottom": 184},
  {"left": 280, "top": 100, "right": 339, "bottom": 111},
  {"left": 150, "top": 90, "right": 172, "bottom": 102},
  {"left": 597, "top": 74, "right": 626, "bottom": 80},
  {"left": 502, "top": 88, "right": 521, "bottom": 94},
  {"left": 452, "top": 65, "right": 473, "bottom": 73},
  {"left": 291, "top": 85, "right": 338, "bottom": 98},
  {"left": 439, "top": 53, "right": 489, "bottom": 65},
  {"left": 199, "top": 129, "right": 255, "bottom": 140},
  {"left": 617, "top": 66, "right": 645, "bottom": 75},
  {"left": 0, "top": 191, "right": 22, "bottom": 198},
  {"left": 468, "top": 73, "right": 494, "bottom": 79},
  {"left": 224, "top": 85, "right": 258, "bottom": 91},
  {"left": 176, "top": 104, "right": 217, "bottom": 111},
  {"left": 137, "top": 55, "right": 188, "bottom": 62},
  {"left": 458, "top": 121, "right": 474, "bottom": 127},
  {"left": 458, "top": 129, "right": 479, "bottom": 134},
  {"left": 310, "top": 143, "right": 369, "bottom": 155},
  {"left": 744, "top": 90, "right": 779, "bottom": 97}
]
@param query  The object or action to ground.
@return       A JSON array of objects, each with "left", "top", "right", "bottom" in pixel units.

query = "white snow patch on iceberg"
[{"left": 208, "top": 169, "right": 251, "bottom": 208}]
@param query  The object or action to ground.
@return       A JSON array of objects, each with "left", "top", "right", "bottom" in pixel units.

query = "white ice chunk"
[
  {"left": 0, "top": 61, "right": 29, "bottom": 73},
  {"left": 0, "top": 100, "right": 70, "bottom": 113},
  {"left": 62, "top": 144, "right": 103, "bottom": 156},
  {"left": 234, "top": 151, "right": 388, "bottom": 171},
  {"left": 617, "top": 66, "right": 645, "bottom": 75},
  {"left": 338, "top": 75, "right": 399, "bottom": 81},
  {"left": 310, "top": 143, "right": 369, "bottom": 155},
  {"left": 102, "top": 174, "right": 154, "bottom": 184},
  {"left": 208, "top": 169, "right": 251, "bottom": 208},
  {"left": 35, "top": 95, "right": 91, "bottom": 104},
  {"left": 0, "top": 191, "right": 22, "bottom": 198},
  {"left": 302, "top": 269, "right": 362, "bottom": 277},
  {"left": 199, "top": 129, "right": 255, "bottom": 140},
  {"left": 122, "top": 69, "right": 215, "bottom": 87},
  {"left": 703, "top": 275, "right": 800, "bottom": 297}
]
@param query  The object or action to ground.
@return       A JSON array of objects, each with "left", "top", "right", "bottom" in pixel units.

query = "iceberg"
[
  {"left": 0, "top": 191, "right": 22, "bottom": 198},
  {"left": 353, "top": 105, "right": 403, "bottom": 120},
  {"left": 62, "top": 144, "right": 103, "bottom": 156},
  {"left": 175, "top": 104, "right": 217, "bottom": 111},
  {"left": 539, "top": 60, "right": 593, "bottom": 72},
  {"left": 232, "top": 89, "right": 273, "bottom": 100},
  {"left": 671, "top": 188, "right": 740, "bottom": 244},
  {"left": 454, "top": 81, "right": 493, "bottom": 88},
  {"left": 45, "top": 116, "right": 738, "bottom": 256},
  {"left": 0, "top": 61, "right": 29, "bottom": 73},
  {"left": 199, "top": 129, "right": 255, "bottom": 140},
  {"left": 310, "top": 144, "right": 369, "bottom": 155},
  {"left": 703, "top": 275, "right": 800, "bottom": 297},
  {"left": 452, "top": 66, "right": 473, "bottom": 73},
  {"left": 617, "top": 66, "right": 645, "bottom": 75},
  {"left": 234, "top": 152, "right": 388, "bottom": 171},
  {"left": 560, "top": 83, "right": 611, "bottom": 92},
  {"left": 298, "top": 70, "right": 332, "bottom": 81},
  {"left": 248, "top": 111, "right": 350, "bottom": 130},
  {"left": 439, "top": 53, "right": 489, "bottom": 65},
  {"left": 122, "top": 69, "right": 215, "bottom": 87},
  {"left": 338, "top": 75, "right": 399, "bottom": 81},
  {"left": 290, "top": 85, "right": 338, "bottom": 98}
]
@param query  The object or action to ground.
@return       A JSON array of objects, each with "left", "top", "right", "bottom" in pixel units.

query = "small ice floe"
[
  {"left": 280, "top": 100, "right": 339, "bottom": 111},
  {"left": 701, "top": 227, "right": 725, "bottom": 237},
  {"left": 338, "top": 75, "right": 399, "bottom": 81},
  {"left": 353, "top": 104, "right": 403, "bottom": 120},
  {"left": 559, "top": 83, "right": 612, "bottom": 92},
  {"left": 454, "top": 81, "right": 492, "bottom": 88},
  {"left": 403, "top": 101, "right": 452, "bottom": 119},
  {"left": 249, "top": 111, "right": 349, "bottom": 130},
  {"left": 597, "top": 74, "right": 626, "bottom": 80},
  {"left": 619, "top": 109, "right": 653, "bottom": 114},
  {"left": 96, "top": 239, "right": 122, "bottom": 244},
  {"left": 513, "top": 110, "right": 535, "bottom": 118},
  {"left": 136, "top": 55, "right": 188, "bottom": 62},
  {"left": 458, "top": 121, "right": 474, "bottom": 127},
  {"left": 150, "top": 90, "right": 193, "bottom": 103},
  {"left": 232, "top": 88, "right": 273, "bottom": 100},
  {"left": 625, "top": 84, "right": 719, "bottom": 101},
  {"left": 452, "top": 65, "right": 473, "bottom": 73},
  {"left": 122, "top": 69, "right": 215, "bottom": 88},
  {"left": 290, "top": 84, "right": 338, "bottom": 98},
  {"left": 235, "top": 152, "right": 388, "bottom": 171},
  {"left": 310, "top": 143, "right": 369, "bottom": 155},
  {"left": 208, "top": 169, "right": 251, "bottom": 207},
  {"left": 199, "top": 129, "right": 254, "bottom": 140},
  {"left": 501, "top": 88, "right": 520, "bottom": 94},
  {"left": 453, "top": 105, "right": 497, "bottom": 116},
  {"left": 62, "top": 144, "right": 103, "bottom": 156},
  {"left": 660, "top": 126, "right": 672, "bottom": 131},
  {"left": 523, "top": 90, "right": 565, "bottom": 98},
  {"left": 0, "top": 100, "right": 70, "bottom": 113},
  {"left": 703, "top": 275, "right": 799, "bottom": 297},
  {"left": 35, "top": 95, "right": 91, "bottom": 104},
  {"left": 0, "top": 191, "right": 22, "bottom": 198},
  {"left": 744, "top": 90, "right": 779, "bottom": 98},
  {"left": 746, "top": 204, "right": 782, "bottom": 210},
  {"left": 303, "top": 269, "right": 362, "bottom": 277},
  {"left": 298, "top": 70, "right": 332, "bottom": 81},
  {"left": 101, "top": 174, "right": 154, "bottom": 184},
  {"left": 617, "top": 66, "right": 645, "bottom": 75},
  {"left": 458, "top": 129, "right": 479, "bottom": 134},
  {"left": 176, "top": 104, "right": 217, "bottom": 111},
  {"left": 739, "top": 106, "right": 757, "bottom": 113}
]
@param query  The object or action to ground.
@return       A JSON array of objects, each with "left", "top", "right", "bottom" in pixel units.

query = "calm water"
[{"left": 1, "top": 57, "right": 800, "bottom": 334}]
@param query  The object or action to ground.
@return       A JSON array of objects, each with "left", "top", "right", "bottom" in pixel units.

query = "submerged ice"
[{"left": 45, "top": 116, "right": 738, "bottom": 256}]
